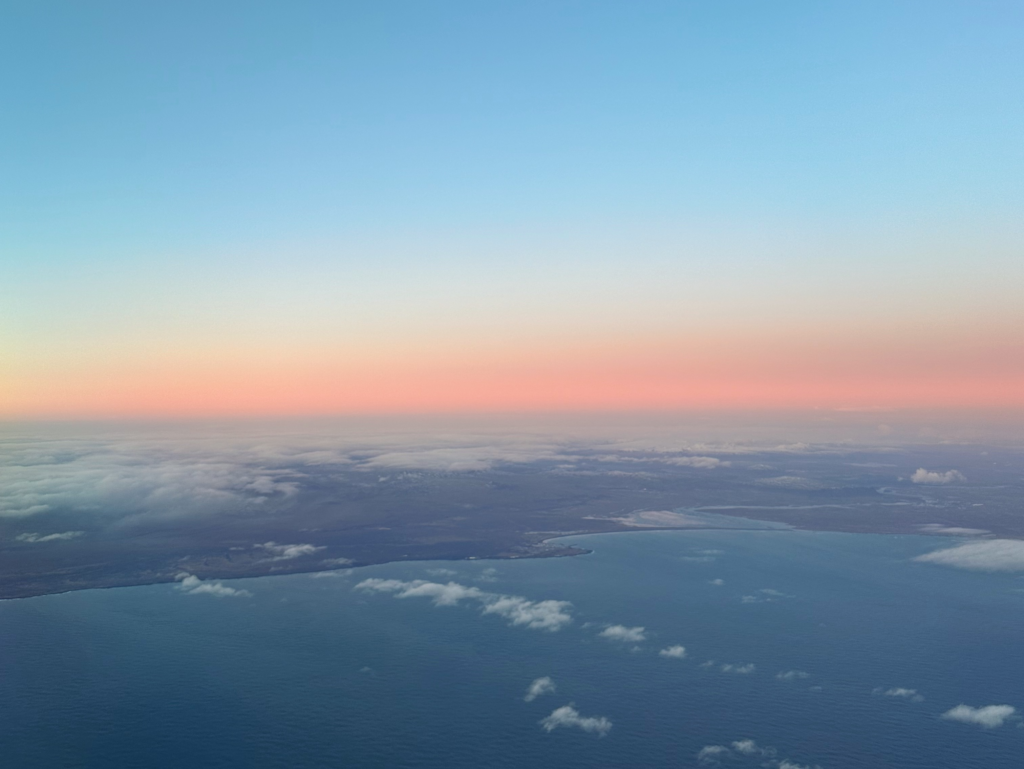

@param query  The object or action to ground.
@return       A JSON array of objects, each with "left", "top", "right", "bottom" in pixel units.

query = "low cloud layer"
[
  {"left": 539, "top": 704, "right": 612, "bottom": 736},
  {"left": 915, "top": 539, "right": 1024, "bottom": 572},
  {"left": 911, "top": 468, "right": 966, "bottom": 485},
  {"left": 941, "top": 704, "right": 1016, "bottom": 728},
  {"left": 175, "top": 573, "right": 252, "bottom": 598},
  {"left": 524, "top": 677, "right": 556, "bottom": 702},
  {"left": 599, "top": 625, "right": 647, "bottom": 643},
  {"left": 355, "top": 578, "right": 573, "bottom": 631}
]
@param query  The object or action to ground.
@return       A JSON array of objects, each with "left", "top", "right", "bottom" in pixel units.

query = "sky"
[{"left": 2, "top": 0, "right": 1023, "bottom": 418}]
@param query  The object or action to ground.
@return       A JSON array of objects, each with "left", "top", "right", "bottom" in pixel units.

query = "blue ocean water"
[{"left": 2, "top": 530, "right": 1022, "bottom": 769}]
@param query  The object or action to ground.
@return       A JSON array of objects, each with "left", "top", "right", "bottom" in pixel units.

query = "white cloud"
[
  {"left": 15, "top": 530, "right": 84, "bottom": 543},
  {"left": 941, "top": 704, "right": 1016, "bottom": 728},
  {"left": 721, "top": 663, "right": 755, "bottom": 674},
  {"left": 911, "top": 468, "right": 966, "bottom": 484},
  {"left": 880, "top": 687, "right": 924, "bottom": 702},
  {"left": 709, "top": 578, "right": 725, "bottom": 586},
  {"left": 665, "top": 456, "right": 729, "bottom": 469},
  {"left": 731, "top": 740, "right": 773, "bottom": 757},
  {"left": 918, "top": 524, "right": 990, "bottom": 536},
  {"left": 426, "top": 568, "right": 458, "bottom": 577},
  {"left": 539, "top": 704, "right": 611, "bottom": 736},
  {"left": 175, "top": 573, "right": 251, "bottom": 598},
  {"left": 915, "top": 539, "right": 1024, "bottom": 572},
  {"left": 659, "top": 645, "right": 687, "bottom": 659},
  {"left": 778, "top": 761, "right": 822, "bottom": 769},
  {"left": 354, "top": 578, "right": 572, "bottom": 631},
  {"left": 257, "top": 542, "right": 326, "bottom": 561},
  {"left": 697, "top": 745, "right": 730, "bottom": 764},
  {"left": 776, "top": 670, "right": 810, "bottom": 681},
  {"left": 482, "top": 596, "right": 573, "bottom": 631},
  {"left": 599, "top": 625, "right": 647, "bottom": 643},
  {"left": 524, "top": 677, "right": 556, "bottom": 702}
]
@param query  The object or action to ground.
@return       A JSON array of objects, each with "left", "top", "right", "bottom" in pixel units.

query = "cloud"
[
  {"left": 482, "top": 596, "right": 574, "bottom": 631},
  {"left": 15, "top": 530, "right": 84, "bottom": 543},
  {"left": 175, "top": 573, "right": 252, "bottom": 598},
  {"left": 915, "top": 539, "right": 1024, "bottom": 572},
  {"left": 524, "top": 677, "right": 556, "bottom": 702},
  {"left": 941, "top": 704, "right": 1016, "bottom": 728},
  {"left": 778, "top": 761, "right": 822, "bottom": 769},
  {"left": 354, "top": 578, "right": 572, "bottom": 631},
  {"left": 697, "top": 745, "right": 730, "bottom": 764},
  {"left": 720, "top": 663, "right": 755, "bottom": 674},
  {"left": 426, "top": 568, "right": 458, "bottom": 577},
  {"left": 911, "top": 468, "right": 966, "bottom": 484},
  {"left": 539, "top": 704, "right": 612, "bottom": 736},
  {"left": 709, "top": 578, "right": 725, "bottom": 586},
  {"left": 918, "top": 524, "right": 990, "bottom": 536},
  {"left": 878, "top": 687, "right": 924, "bottom": 702},
  {"left": 732, "top": 740, "right": 773, "bottom": 757},
  {"left": 257, "top": 542, "right": 326, "bottom": 561},
  {"left": 599, "top": 625, "right": 647, "bottom": 643},
  {"left": 776, "top": 670, "right": 810, "bottom": 681},
  {"left": 665, "top": 456, "right": 729, "bottom": 469},
  {"left": 659, "top": 645, "right": 687, "bottom": 659}
]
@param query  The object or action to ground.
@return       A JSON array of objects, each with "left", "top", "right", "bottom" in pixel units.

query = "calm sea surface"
[{"left": 2, "top": 529, "right": 1022, "bottom": 768}]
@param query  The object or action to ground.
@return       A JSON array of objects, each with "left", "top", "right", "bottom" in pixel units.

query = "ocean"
[{"left": 2, "top": 529, "right": 1022, "bottom": 768}]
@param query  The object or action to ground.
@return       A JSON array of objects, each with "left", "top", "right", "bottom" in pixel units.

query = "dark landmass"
[{"left": 2, "top": 435, "right": 1022, "bottom": 599}]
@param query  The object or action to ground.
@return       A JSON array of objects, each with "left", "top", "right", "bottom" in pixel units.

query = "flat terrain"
[{"left": 2, "top": 430, "right": 1022, "bottom": 599}]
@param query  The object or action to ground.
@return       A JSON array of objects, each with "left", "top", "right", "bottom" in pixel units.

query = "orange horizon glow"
[{"left": 5, "top": 324, "right": 1022, "bottom": 419}]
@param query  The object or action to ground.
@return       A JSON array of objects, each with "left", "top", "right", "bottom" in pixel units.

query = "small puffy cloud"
[
  {"left": 257, "top": 542, "right": 326, "bottom": 561},
  {"left": 778, "top": 761, "right": 822, "bottom": 769},
  {"left": 540, "top": 704, "right": 612, "bottom": 736},
  {"left": 482, "top": 596, "right": 573, "bottom": 631},
  {"left": 911, "top": 468, "right": 966, "bottom": 485},
  {"left": 915, "top": 540, "right": 1024, "bottom": 572},
  {"left": 659, "top": 645, "right": 687, "bottom": 659},
  {"left": 731, "top": 740, "right": 773, "bottom": 757},
  {"left": 776, "top": 670, "right": 810, "bottom": 681},
  {"left": 879, "top": 687, "right": 924, "bottom": 702},
  {"left": 15, "top": 530, "right": 84, "bottom": 543},
  {"left": 918, "top": 524, "right": 990, "bottom": 537},
  {"left": 709, "top": 578, "right": 725, "bottom": 586},
  {"left": 599, "top": 625, "right": 647, "bottom": 643},
  {"left": 721, "top": 663, "right": 755, "bottom": 674},
  {"left": 941, "top": 704, "right": 1016, "bottom": 728},
  {"left": 524, "top": 677, "right": 556, "bottom": 702},
  {"left": 697, "top": 745, "right": 730, "bottom": 764},
  {"left": 427, "top": 568, "right": 458, "bottom": 578},
  {"left": 354, "top": 578, "right": 572, "bottom": 631},
  {"left": 175, "top": 573, "right": 251, "bottom": 598}
]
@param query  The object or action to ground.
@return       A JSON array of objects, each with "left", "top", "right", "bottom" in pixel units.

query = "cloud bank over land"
[
  {"left": 941, "top": 704, "right": 1016, "bottom": 728},
  {"left": 539, "top": 704, "right": 612, "bottom": 736},
  {"left": 355, "top": 578, "right": 573, "bottom": 631},
  {"left": 911, "top": 468, "right": 966, "bottom": 484},
  {"left": 175, "top": 573, "right": 252, "bottom": 598},
  {"left": 524, "top": 677, "right": 556, "bottom": 702},
  {"left": 915, "top": 540, "right": 1024, "bottom": 571}
]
